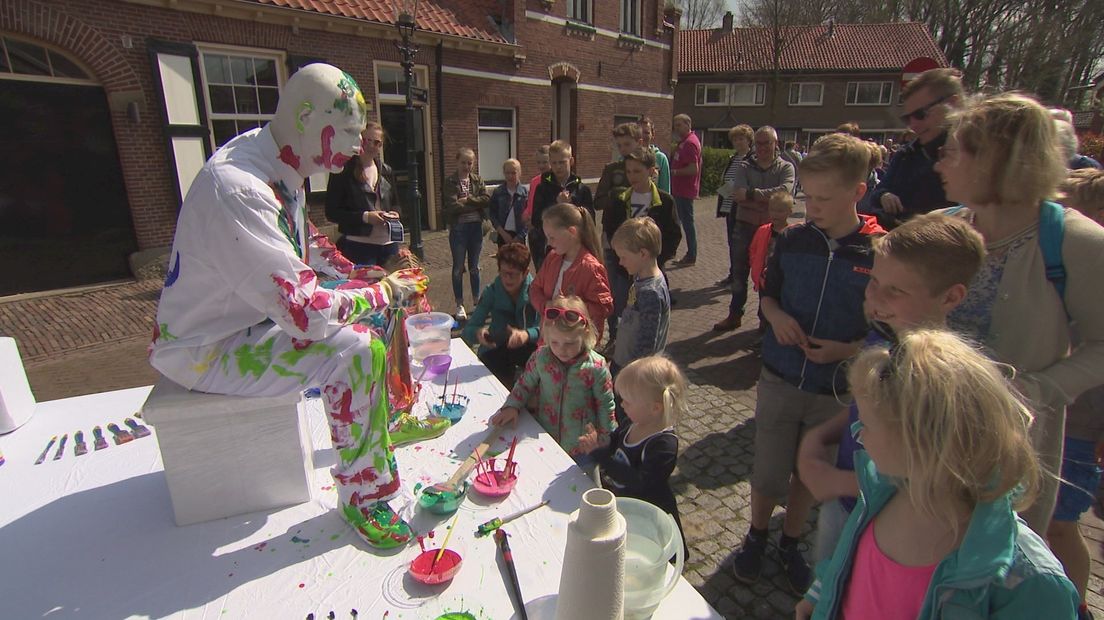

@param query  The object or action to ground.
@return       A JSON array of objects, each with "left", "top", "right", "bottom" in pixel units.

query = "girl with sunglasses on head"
[
  {"left": 796, "top": 328, "right": 1077, "bottom": 620},
  {"left": 490, "top": 296, "right": 616, "bottom": 461},
  {"left": 530, "top": 202, "right": 614, "bottom": 343}
]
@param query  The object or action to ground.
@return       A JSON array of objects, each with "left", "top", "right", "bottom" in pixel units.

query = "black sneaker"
[
  {"left": 778, "top": 540, "right": 812, "bottom": 595},
  {"left": 732, "top": 533, "right": 768, "bottom": 584}
]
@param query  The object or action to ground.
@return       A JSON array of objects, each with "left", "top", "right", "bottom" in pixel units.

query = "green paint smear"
[
  {"left": 234, "top": 338, "right": 274, "bottom": 378},
  {"left": 278, "top": 341, "right": 336, "bottom": 367},
  {"left": 330, "top": 534, "right": 340, "bottom": 541},
  {"left": 435, "top": 614, "right": 476, "bottom": 620}
]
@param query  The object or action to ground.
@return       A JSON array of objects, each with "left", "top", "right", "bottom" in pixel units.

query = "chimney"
[
  {"left": 721, "top": 11, "right": 733, "bottom": 33},
  {"left": 827, "top": 18, "right": 836, "bottom": 37}
]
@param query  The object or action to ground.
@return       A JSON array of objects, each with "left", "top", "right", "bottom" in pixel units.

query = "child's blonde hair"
[
  {"left": 1059, "top": 168, "right": 1104, "bottom": 217},
  {"left": 543, "top": 202, "right": 602, "bottom": 259},
  {"left": 503, "top": 158, "right": 521, "bottom": 173},
  {"left": 549, "top": 140, "right": 573, "bottom": 158},
  {"left": 456, "top": 147, "right": 475, "bottom": 161},
  {"left": 615, "top": 355, "right": 688, "bottom": 428},
  {"left": 847, "top": 329, "right": 1039, "bottom": 525},
  {"left": 800, "top": 133, "right": 871, "bottom": 186},
  {"left": 768, "top": 191, "right": 795, "bottom": 213},
  {"left": 946, "top": 92, "right": 1066, "bottom": 209},
  {"left": 544, "top": 295, "right": 596, "bottom": 349},
  {"left": 611, "top": 217, "right": 661, "bottom": 257}
]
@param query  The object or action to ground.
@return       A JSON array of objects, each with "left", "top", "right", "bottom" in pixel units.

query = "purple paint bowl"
[{"left": 418, "top": 354, "right": 452, "bottom": 381}]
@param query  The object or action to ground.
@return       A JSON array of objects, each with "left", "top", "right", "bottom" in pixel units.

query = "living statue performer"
[{"left": 149, "top": 63, "right": 423, "bottom": 547}]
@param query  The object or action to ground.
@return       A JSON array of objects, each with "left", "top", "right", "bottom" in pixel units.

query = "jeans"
[
  {"left": 673, "top": 196, "right": 697, "bottom": 259},
  {"left": 729, "top": 219, "right": 759, "bottom": 315},
  {"left": 336, "top": 237, "right": 399, "bottom": 269},
  {"left": 724, "top": 211, "right": 737, "bottom": 281},
  {"left": 449, "top": 221, "right": 483, "bottom": 305},
  {"left": 529, "top": 230, "right": 548, "bottom": 272},
  {"left": 604, "top": 247, "right": 631, "bottom": 339}
]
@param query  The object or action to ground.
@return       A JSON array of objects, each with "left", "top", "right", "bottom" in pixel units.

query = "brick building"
[
  {"left": 0, "top": 0, "right": 678, "bottom": 296},
  {"left": 676, "top": 16, "right": 946, "bottom": 148}
]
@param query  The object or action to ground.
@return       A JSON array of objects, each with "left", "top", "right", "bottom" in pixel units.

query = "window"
[
  {"left": 477, "top": 108, "right": 515, "bottom": 184},
  {"left": 620, "top": 0, "right": 642, "bottom": 35},
  {"left": 695, "top": 83, "right": 728, "bottom": 106},
  {"left": 705, "top": 129, "right": 733, "bottom": 148},
  {"left": 788, "top": 82, "right": 823, "bottom": 106},
  {"left": 777, "top": 130, "right": 798, "bottom": 146},
  {"left": 730, "top": 83, "right": 766, "bottom": 106},
  {"left": 846, "top": 81, "right": 893, "bottom": 106},
  {"left": 199, "top": 50, "right": 283, "bottom": 148},
  {"left": 0, "top": 35, "right": 93, "bottom": 82},
  {"left": 568, "top": 0, "right": 592, "bottom": 23},
  {"left": 376, "top": 64, "right": 423, "bottom": 97}
]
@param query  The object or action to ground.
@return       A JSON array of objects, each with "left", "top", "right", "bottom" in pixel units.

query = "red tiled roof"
[
  {"left": 250, "top": 0, "right": 510, "bottom": 44},
  {"left": 679, "top": 22, "right": 947, "bottom": 74}
]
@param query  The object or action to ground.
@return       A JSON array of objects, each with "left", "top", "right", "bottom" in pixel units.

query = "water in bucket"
[{"left": 617, "top": 497, "right": 685, "bottom": 619}]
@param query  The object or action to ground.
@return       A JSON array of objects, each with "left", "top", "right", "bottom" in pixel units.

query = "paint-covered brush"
[
  {"left": 92, "top": 426, "right": 109, "bottom": 451},
  {"left": 73, "top": 430, "right": 88, "bottom": 456},
  {"left": 495, "top": 529, "right": 529, "bottom": 620},
  {"left": 125, "top": 417, "right": 151, "bottom": 438},
  {"left": 107, "top": 423, "right": 134, "bottom": 445},
  {"left": 34, "top": 436, "right": 57, "bottom": 465},
  {"left": 475, "top": 500, "right": 550, "bottom": 537},
  {"left": 432, "top": 512, "right": 462, "bottom": 569},
  {"left": 52, "top": 434, "right": 68, "bottom": 461},
  {"left": 505, "top": 435, "right": 519, "bottom": 478}
]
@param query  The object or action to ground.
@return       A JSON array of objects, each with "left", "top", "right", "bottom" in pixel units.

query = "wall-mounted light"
[{"left": 127, "top": 100, "right": 141, "bottom": 123}]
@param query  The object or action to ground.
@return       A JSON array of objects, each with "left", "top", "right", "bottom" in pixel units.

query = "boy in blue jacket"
[
  {"left": 733, "top": 133, "right": 884, "bottom": 594},
  {"left": 461, "top": 242, "right": 539, "bottom": 388}
]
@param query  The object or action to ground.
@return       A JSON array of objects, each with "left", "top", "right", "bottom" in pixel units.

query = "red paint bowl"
[
  {"left": 471, "top": 459, "right": 519, "bottom": 498},
  {"left": 409, "top": 548, "right": 463, "bottom": 585}
]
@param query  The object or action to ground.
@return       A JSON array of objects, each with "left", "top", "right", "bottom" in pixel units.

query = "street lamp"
[{"left": 395, "top": 0, "right": 424, "bottom": 259}]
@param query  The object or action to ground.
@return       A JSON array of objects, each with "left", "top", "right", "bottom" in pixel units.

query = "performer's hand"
[
  {"left": 382, "top": 271, "right": 417, "bottom": 307},
  {"left": 490, "top": 407, "right": 519, "bottom": 427}
]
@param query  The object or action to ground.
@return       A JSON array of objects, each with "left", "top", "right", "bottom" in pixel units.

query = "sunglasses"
[
  {"left": 899, "top": 94, "right": 951, "bottom": 124},
  {"left": 543, "top": 307, "right": 588, "bottom": 326}
]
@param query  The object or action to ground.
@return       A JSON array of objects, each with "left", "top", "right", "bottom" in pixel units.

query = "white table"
[{"left": 0, "top": 339, "right": 720, "bottom": 619}]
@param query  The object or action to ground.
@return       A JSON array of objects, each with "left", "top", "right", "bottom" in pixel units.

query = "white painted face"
[{"left": 273, "top": 63, "right": 367, "bottom": 177}]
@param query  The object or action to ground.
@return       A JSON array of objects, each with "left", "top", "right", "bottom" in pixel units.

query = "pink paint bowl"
[
  {"left": 471, "top": 459, "right": 519, "bottom": 498},
  {"left": 409, "top": 549, "right": 463, "bottom": 585}
]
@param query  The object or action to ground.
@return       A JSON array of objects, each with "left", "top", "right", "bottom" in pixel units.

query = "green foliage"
[
  {"left": 700, "top": 147, "right": 734, "bottom": 196},
  {"left": 1080, "top": 132, "right": 1103, "bottom": 162}
]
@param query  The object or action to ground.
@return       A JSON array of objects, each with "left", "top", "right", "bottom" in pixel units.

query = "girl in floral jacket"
[{"left": 490, "top": 296, "right": 616, "bottom": 459}]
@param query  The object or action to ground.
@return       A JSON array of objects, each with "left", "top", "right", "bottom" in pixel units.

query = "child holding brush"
[{"left": 490, "top": 296, "right": 616, "bottom": 461}]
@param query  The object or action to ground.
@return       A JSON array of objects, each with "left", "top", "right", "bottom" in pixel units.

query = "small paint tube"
[
  {"left": 124, "top": 417, "right": 151, "bottom": 438},
  {"left": 74, "top": 431, "right": 88, "bottom": 456},
  {"left": 34, "top": 436, "right": 57, "bottom": 465},
  {"left": 52, "top": 434, "right": 68, "bottom": 461},
  {"left": 92, "top": 426, "right": 109, "bottom": 451},
  {"left": 0, "top": 448, "right": 5, "bottom": 467},
  {"left": 107, "top": 423, "right": 134, "bottom": 445}
]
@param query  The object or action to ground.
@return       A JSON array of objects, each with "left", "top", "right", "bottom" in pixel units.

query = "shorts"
[
  {"left": 751, "top": 369, "right": 850, "bottom": 499},
  {"left": 1053, "top": 436, "right": 1102, "bottom": 522}
]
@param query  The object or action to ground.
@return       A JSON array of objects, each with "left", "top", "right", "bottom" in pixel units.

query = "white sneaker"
[{"left": 455, "top": 305, "right": 467, "bottom": 320}]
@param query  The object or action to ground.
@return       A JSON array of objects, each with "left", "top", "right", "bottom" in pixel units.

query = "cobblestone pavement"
[{"left": 3, "top": 198, "right": 1102, "bottom": 618}]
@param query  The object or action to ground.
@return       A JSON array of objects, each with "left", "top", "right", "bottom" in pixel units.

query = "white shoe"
[{"left": 455, "top": 305, "right": 467, "bottom": 320}]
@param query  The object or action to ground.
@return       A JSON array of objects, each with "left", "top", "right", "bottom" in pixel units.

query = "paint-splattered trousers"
[{"left": 187, "top": 320, "right": 398, "bottom": 520}]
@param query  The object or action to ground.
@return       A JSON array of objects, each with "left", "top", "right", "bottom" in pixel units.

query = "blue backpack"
[{"left": 945, "top": 201, "right": 1066, "bottom": 301}]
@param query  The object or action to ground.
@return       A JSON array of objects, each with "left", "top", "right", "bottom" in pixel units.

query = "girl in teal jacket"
[{"left": 798, "top": 329, "right": 1078, "bottom": 620}]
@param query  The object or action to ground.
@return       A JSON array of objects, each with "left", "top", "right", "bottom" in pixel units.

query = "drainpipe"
[{"left": 436, "top": 42, "right": 445, "bottom": 231}]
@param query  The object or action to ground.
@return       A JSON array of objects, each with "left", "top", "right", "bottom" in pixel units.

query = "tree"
[{"left": 677, "top": 0, "right": 727, "bottom": 30}]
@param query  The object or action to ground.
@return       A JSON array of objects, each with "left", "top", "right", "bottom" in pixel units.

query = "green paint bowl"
[{"left": 417, "top": 481, "right": 469, "bottom": 515}]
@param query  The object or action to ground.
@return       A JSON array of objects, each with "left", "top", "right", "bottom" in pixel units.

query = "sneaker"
[
  {"left": 455, "top": 305, "right": 468, "bottom": 320},
  {"left": 778, "top": 540, "right": 812, "bottom": 595},
  {"left": 713, "top": 313, "right": 742, "bottom": 332},
  {"left": 390, "top": 412, "right": 451, "bottom": 447},
  {"left": 732, "top": 532, "right": 768, "bottom": 584},
  {"left": 715, "top": 276, "right": 732, "bottom": 287},
  {"left": 673, "top": 255, "right": 696, "bottom": 267},
  {"left": 346, "top": 501, "right": 413, "bottom": 550}
]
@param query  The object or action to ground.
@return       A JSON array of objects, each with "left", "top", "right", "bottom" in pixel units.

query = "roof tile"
[
  {"left": 251, "top": 0, "right": 509, "bottom": 44},
  {"left": 679, "top": 22, "right": 947, "bottom": 74}
]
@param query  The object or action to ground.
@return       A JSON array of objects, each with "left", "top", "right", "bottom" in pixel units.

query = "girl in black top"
[{"left": 325, "top": 122, "right": 402, "bottom": 267}]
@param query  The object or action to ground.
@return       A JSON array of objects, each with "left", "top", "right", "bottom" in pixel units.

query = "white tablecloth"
[{"left": 0, "top": 339, "right": 720, "bottom": 619}]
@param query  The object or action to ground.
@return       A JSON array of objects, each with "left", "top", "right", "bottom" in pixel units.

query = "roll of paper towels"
[
  {"left": 555, "top": 488, "right": 627, "bottom": 620},
  {"left": 0, "top": 338, "right": 35, "bottom": 434}
]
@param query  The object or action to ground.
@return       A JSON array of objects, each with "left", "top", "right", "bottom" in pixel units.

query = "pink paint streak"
[
  {"left": 279, "top": 145, "right": 301, "bottom": 170},
  {"left": 312, "top": 125, "right": 336, "bottom": 169}
]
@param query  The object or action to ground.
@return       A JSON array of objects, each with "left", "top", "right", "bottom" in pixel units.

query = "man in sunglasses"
[{"left": 868, "top": 68, "right": 963, "bottom": 229}]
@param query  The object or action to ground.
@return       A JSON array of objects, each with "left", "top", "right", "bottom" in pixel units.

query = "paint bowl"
[
  {"left": 471, "top": 459, "right": 519, "bottom": 498},
  {"left": 417, "top": 354, "right": 452, "bottom": 381},
  {"left": 409, "top": 548, "right": 463, "bottom": 585},
  {"left": 417, "top": 481, "right": 470, "bottom": 515},
  {"left": 431, "top": 394, "right": 470, "bottom": 423}
]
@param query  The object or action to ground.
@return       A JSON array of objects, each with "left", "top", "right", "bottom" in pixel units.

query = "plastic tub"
[{"left": 406, "top": 312, "right": 454, "bottom": 362}]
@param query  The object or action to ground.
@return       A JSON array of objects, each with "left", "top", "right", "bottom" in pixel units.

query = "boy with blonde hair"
[
  {"left": 529, "top": 140, "right": 594, "bottom": 270},
  {"left": 733, "top": 133, "right": 884, "bottom": 593}
]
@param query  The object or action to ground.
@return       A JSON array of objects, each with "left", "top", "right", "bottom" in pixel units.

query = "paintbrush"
[
  {"left": 505, "top": 435, "right": 518, "bottom": 479},
  {"left": 107, "top": 423, "right": 134, "bottom": 445},
  {"left": 125, "top": 417, "right": 152, "bottom": 438},
  {"left": 432, "top": 512, "right": 461, "bottom": 569},
  {"left": 34, "top": 436, "right": 57, "bottom": 465},
  {"left": 52, "top": 434, "right": 68, "bottom": 461},
  {"left": 475, "top": 500, "right": 550, "bottom": 537},
  {"left": 92, "top": 426, "right": 109, "bottom": 451},
  {"left": 73, "top": 430, "right": 88, "bottom": 456},
  {"left": 441, "top": 368, "right": 449, "bottom": 404},
  {"left": 426, "top": 426, "right": 499, "bottom": 495},
  {"left": 495, "top": 529, "right": 528, "bottom": 620}
]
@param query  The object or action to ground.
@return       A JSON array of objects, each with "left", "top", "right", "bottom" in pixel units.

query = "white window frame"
[
  {"left": 476, "top": 107, "right": 516, "bottom": 185},
  {"left": 568, "top": 0, "right": 593, "bottom": 24},
  {"left": 0, "top": 34, "right": 98, "bottom": 86},
  {"left": 730, "top": 82, "right": 766, "bottom": 107},
  {"left": 695, "top": 83, "right": 728, "bottom": 107},
  {"left": 620, "top": 0, "right": 642, "bottom": 36},
  {"left": 788, "top": 82, "right": 823, "bottom": 106},
  {"left": 373, "top": 60, "right": 427, "bottom": 103},
  {"left": 846, "top": 81, "right": 894, "bottom": 106},
  {"left": 196, "top": 44, "right": 286, "bottom": 151}
]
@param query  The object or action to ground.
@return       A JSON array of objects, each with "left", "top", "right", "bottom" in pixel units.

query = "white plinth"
[
  {"left": 0, "top": 337, "right": 35, "bottom": 434},
  {"left": 140, "top": 377, "right": 314, "bottom": 526}
]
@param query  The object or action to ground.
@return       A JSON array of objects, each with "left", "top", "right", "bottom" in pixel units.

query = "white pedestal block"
[
  {"left": 0, "top": 337, "right": 35, "bottom": 434},
  {"left": 141, "top": 377, "right": 314, "bottom": 526}
]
